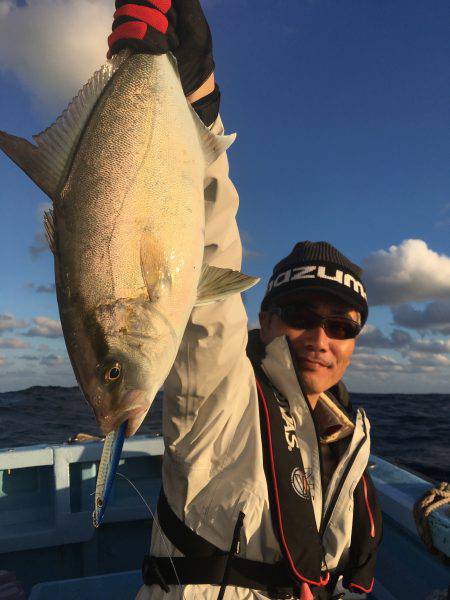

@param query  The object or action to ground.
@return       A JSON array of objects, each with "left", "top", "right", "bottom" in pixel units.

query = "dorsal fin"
[{"left": 0, "top": 50, "right": 131, "bottom": 199}]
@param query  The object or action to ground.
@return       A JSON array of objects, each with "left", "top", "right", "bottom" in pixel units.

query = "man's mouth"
[{"left": 297, "top": 356, "right": 332, "bottom": 369}]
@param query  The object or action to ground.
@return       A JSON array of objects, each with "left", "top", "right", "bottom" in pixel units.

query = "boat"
[{"left": 0, "top": 435, "right": 449, "bottom": 599}]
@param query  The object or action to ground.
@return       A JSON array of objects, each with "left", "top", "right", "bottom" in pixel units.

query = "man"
[{"left": 108, "top": 1, "right": 382, "bottom": 598}]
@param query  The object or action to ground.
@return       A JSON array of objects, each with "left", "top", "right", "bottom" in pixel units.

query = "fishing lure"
[{"left": 93, "top": 420, "right": 127, "bottom": 528}]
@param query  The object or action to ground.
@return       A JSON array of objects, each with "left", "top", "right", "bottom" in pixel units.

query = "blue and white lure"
[{"left": 93, "top": 420, "right": 127, "bottom": 528}]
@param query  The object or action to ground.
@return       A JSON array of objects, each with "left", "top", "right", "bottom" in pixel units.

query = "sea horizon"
[{"left": 1, "top": 385, "right": 448, "bottom": 482}]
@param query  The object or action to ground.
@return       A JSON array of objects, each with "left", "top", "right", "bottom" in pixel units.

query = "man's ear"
[
  {"left": 259, "top": 311, "right": 268, "bottom": 328},
  {"left": 259, "top": 311, "right": 270, "bottom": 343}
]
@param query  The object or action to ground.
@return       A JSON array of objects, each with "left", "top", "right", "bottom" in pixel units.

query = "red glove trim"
[
  {"left": 348, "top": 579, "right": 374, "bottom": 594},
  {"left": 108, "top": 21, "right": 147, "bottom": 51},
  {"left": 147, "top": 0, "right": 171, "bottom": 14},
  {"left": 113, "top": 5, "right": 168, "bottom": 34}
]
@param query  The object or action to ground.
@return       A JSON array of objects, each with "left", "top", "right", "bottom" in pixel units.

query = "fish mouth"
[
  {"left": 106, "top": 389, "right": 150, "bottom": 437},
  {"left": 124, "top": 405, "right": 149, "bottom": 437}
]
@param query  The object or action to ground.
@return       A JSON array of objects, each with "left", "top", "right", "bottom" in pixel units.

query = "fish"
[
  {"left": 93, "top": 420, "right": 127, "bottom": 528},
  {"left": 0, "top": 50, "right": 259, "bottom": 437}
]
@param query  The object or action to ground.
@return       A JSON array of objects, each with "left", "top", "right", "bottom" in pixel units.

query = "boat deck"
[{"left": 0, "top": 435, "right": 448, "bottom": 599}]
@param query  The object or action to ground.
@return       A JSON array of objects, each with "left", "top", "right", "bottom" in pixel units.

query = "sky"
[{"left": 0, "top": 0, "right": 449, "bottom": 393}]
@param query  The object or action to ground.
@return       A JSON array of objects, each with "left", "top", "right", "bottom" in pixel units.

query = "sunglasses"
[{"left": 270, "top": 304, "right": 362, "bottom": 340}]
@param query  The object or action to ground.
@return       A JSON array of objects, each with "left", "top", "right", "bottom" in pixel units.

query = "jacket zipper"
[
  {"left": 319, "top": 422, "right": 368, "bottom": 538},
  {"left": 304, "top": 389, "right": 326, "bottom": 524}
]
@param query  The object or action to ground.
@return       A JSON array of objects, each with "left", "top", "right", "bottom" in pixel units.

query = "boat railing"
[{"left": 0, "top": 435, "right": 164, "bottom": 555}]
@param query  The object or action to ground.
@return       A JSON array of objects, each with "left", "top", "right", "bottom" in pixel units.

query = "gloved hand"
[{"left": 107, "top": 0, "right": 214, "bottom": 98}]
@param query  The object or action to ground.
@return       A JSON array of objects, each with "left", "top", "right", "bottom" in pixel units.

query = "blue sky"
[{"left": 0, "top": 0, "right": 449, "bottom": 393}]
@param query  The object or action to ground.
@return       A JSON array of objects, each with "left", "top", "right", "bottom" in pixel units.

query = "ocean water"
[{"left": 0, "top": 386, "right": 448, "bottom": 482}]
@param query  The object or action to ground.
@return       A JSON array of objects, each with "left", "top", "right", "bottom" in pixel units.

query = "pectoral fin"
[
  {"left": 195, "top": 265, "right": 260, "bottom": 306},
  {"left": 140, "top": 232, "right": 172, "bottom": 302}
]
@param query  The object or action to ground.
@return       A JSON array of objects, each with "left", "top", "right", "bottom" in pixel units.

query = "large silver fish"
[{"left": 0, "top": 51, "right": 258, "bottom": 436}]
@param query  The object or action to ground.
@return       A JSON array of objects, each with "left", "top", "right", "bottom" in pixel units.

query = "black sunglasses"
[{"left": 270, "top": 304, "right": 362, "bottom": 340}]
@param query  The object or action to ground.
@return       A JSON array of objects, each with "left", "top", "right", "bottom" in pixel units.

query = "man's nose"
[{"left": 304, "top": 324, "right": 330, "bottom": 350}]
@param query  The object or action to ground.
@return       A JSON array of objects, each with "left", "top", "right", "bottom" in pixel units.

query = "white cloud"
[
  {"left": 40, "top": 353, "right": 65, "bottom": 366},
  {"left": 358, "top": 324, "right": 450, "bottom": 354},
  {"left": 409, "top": 338, "right": 450, "bottom": 354},
  {"left": 364, "top": 239, "right": 450, "bottom": 305},
  {"left": 24, "top": 316, "right": 63, "bottom": 338},
  {"left": 350, "top": 351, "right": 404, "bottom": 373},
  {"left": 0, "top": 338, "right": 30, "bottom": 349},
  {"left": 350, "top": 342, "right": 450, "bottom": 379},
  {"left": 358, "top": 325, "right": 412, "bottom": 349},
  {"left": 19, "top": 354, "right": 40, "bottom": 361},
  {"left": 0, "top": 313, "right": 28, "bottom": 333},
  {"left": 0, "top": 355, "right": 6, "bottom": 366},
  {"left": 29, "top": 232, "right": 50, "bottom": 258},
  {"left": 392, "top": 301, "right": 450, "bottom": 335},
  {"left": 26, "top": 282, "right": 56, "bottom": 294},
  {"left": 0, "top": 0, "right": 111, "bottom": 111},
  {"left": 407, "top": 352, "right": 450, "bottom": 368}
]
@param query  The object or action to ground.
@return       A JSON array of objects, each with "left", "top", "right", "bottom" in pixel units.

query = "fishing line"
[{"left": 115, "top": 472, "right": 185, "bottom": 600}]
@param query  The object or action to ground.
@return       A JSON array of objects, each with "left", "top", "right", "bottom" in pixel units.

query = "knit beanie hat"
[{"left": 261, "top": 241, "right": 368, "bottom": 325}]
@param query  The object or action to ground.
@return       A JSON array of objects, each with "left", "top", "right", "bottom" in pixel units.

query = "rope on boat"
[{"left": 413, "top": 481, "right": 450, "bottom": 565}]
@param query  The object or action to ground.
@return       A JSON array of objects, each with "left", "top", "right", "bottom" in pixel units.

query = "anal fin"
[{"left": 43, "top": 209, "right": 56, "bottom": 254}]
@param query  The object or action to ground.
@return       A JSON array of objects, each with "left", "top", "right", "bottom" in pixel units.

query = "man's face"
[{"left": 259, "top": 291, "right": 360, "bottom": 397}]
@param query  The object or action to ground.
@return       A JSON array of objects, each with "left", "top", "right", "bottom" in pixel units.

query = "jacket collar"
[
  {"left": 261, "top": 336, "right": 305, "bottom": 408},
  {"left": 247, "top": 329, "right": 355, "bottom": 440}
]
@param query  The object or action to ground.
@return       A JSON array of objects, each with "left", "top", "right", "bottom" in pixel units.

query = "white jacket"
[{"left": 136, "top": 117, "right": 372, "bottom": 600}]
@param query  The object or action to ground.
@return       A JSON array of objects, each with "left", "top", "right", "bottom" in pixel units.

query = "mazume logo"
[{"left": 266, "top": 264, "right": 367, "bottom": 300}]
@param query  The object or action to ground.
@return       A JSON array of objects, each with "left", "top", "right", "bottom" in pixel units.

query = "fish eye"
[{"left": 104, "top": 363, "right": 122, "bottom": 383}]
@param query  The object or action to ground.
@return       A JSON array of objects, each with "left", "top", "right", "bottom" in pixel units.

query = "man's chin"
[{"left": 298, "top": 371, "right": 333, "bottom": 396}]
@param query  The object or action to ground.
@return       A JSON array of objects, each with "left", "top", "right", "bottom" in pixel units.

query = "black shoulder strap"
[
  {"left": 142, "top": 554, "right": 297, "bottom": 594},
  {"left": 254, "top": 367, "right": 328, "bottom": 588},
  {"left": 143, "top": 489, "right": 297, "bottom": 595},
  {"left": 157, "top": 489, "right": 221, "bottom": 557}
]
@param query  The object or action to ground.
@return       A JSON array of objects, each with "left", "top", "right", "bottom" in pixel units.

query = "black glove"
[{"left": 107, "top": 0, "right": 214, "bottom": 97}]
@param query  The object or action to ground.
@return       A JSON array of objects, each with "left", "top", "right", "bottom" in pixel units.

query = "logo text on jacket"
[{"left": 274, "top": 391, "right": 299, "bottom": 452}]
